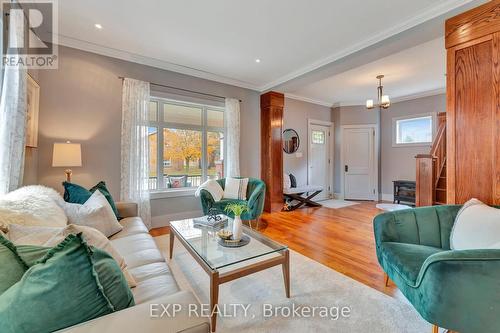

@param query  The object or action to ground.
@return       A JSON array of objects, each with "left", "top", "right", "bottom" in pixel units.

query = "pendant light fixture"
[{"left": 366, "top": 75, "right": 391, "bottom": 110}]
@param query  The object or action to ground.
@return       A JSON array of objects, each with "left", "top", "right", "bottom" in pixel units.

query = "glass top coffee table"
[{"left": 169, "top": 218, "right": 290, "bottom": 332}]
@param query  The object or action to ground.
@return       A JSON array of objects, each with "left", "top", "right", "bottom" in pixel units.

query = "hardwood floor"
[
  {"left": 150, "top": 202, "right": 401, "bottom": 298},
  {"left": 257, "top": 202, "right": 400, "bottom": 298}
]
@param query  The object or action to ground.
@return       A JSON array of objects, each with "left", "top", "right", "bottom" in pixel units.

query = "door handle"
[{"left": 345, "top": 165, "right": 348, "bottom": 172}]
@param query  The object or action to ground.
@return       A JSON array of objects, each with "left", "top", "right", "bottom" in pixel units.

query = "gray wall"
[
  {"left": 332, "top": 94, "right": 446, "bottom": 198},
  {"left": 380, "top": 94, "right": 446, "bottom": 196},
  {"left": 283, "top": 98, "right": 331, "bottom": 186},
  {"left": 36, "top": 46, "right": 260, "bottom": 221}
]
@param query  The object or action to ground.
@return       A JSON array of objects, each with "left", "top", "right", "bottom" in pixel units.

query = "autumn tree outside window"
[{"left": 147, "top": 97, "right": 225, "bottom": 191}]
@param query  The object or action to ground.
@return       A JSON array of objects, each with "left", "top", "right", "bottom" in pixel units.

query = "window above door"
[
  {"left": 392, "top": 112, "right": 436, "bottom": 147},
  {"left": 311, "top": 130, "right": 326, "bottom": 144}
]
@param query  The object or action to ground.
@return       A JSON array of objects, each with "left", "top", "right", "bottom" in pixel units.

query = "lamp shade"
[
  {"left": 381, "top": 95, "right": 391, "bottom": 107},
  {"left": 52, "top": 142, "right": 82, "bottom": 167},
  {"left": 366, "top": 99, "right": 374, "bottom": 109}
]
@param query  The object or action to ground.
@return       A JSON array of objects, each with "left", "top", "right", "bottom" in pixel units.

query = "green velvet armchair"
[
  {"left": 199, "top": 178, "right": 266, "bottom": 221},
  {"left": 374, "top": 205, "right": 500, "bottom": 333}
]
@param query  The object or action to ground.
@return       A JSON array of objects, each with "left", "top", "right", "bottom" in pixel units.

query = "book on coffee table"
[{"left": 193, "top": 215, "right": 228, "bottom": 229}]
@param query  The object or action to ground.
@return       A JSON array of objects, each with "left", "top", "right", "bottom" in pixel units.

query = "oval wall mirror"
[{"left": 283, "top": 129, "right": 300, "bottom": 154}]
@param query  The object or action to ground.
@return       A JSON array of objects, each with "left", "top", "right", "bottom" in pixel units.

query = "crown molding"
[
  {"left": 284, "top": 93, "right": 333, "bottom": 107},
  {"left": 55, "top": 34, "right": 261, "bottom": 92},
  {"left": 391, "top": 87, "right": 446, "bottom": 103},
  {"left": 260, "top": 0, "right": 476, "bottom": 91}
]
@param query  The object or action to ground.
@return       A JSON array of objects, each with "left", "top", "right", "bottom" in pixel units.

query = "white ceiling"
[
  {"left": 288, "top": 37, "right": 447, "bottom": 106},
  {"left": 54, "top": 0, "right": 478, "bottom": 93}
]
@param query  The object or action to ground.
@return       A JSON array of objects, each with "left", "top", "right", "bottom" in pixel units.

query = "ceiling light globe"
[
  {"left": 366, "top": 99, "right": 374, "bottom": 109},
  {"left": 381, "top": 95, "right": 391, "bottom": 108}
]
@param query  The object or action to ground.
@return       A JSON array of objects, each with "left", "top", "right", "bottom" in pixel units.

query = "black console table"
[{"left": 393, "top": 180, "right": 416, "bottom": 206}]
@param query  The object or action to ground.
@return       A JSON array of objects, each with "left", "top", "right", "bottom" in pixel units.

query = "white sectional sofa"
[{"left": 63, "top": 202, "right": 210, "bottom": 333}]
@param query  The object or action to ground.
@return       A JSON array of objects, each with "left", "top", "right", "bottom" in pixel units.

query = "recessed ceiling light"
[
  {"left": 255, "top": 59, "right": 261, "bottom": 63},
  {"left": 94, "top": 23, "right": 103, "bottom": 30}
]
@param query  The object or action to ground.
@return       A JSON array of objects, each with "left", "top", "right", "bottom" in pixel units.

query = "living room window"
[
  {"left": 147, "top": 97, "right": 225, "bottom": 192},
  {"left": 392, "top": 113, "right": 436, "bottom": 147}
]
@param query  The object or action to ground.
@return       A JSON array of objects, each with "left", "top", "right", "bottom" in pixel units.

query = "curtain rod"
[{"left": 118, "top": 76, "right": 242, "bottom": 102}]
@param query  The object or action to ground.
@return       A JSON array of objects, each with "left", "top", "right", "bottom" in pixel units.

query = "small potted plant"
[{"left": 224, "top": 203, "right": 249, "bottom": 241}]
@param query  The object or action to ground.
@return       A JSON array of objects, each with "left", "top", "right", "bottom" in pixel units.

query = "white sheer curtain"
[
  {"left": 120, "top": 78, "right": 151, "bottom": 229},
  {"left": 225, "top": 98, "right": 240, "bottom": 177},
  {"left": 0, "top": 8, "right": 27, "bottom": 194}
]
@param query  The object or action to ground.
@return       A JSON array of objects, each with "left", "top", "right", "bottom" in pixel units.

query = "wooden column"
[
  {"left": 446, "top": 0, "right": 500, "bottom": 205},
  {"left": 261, "top": 92, "right": 284, "bottom": 213}
]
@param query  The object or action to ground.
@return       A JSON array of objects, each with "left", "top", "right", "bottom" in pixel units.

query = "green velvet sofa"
[
  {"left": 374, "top": 205, "right": 500, "bottom": 333},
  {"left": 199, "top": 178, "right": 266, "bottom": 221}
]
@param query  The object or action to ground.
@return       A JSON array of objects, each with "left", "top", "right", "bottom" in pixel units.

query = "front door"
[
  {"left": 309, "top": 124, "right": 331, "bottom": 200},
  {"left": 343, "top": 127, "right": 376, "bottom": 200}
]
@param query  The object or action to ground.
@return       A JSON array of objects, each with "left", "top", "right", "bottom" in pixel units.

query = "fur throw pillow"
[{"left": 0, "top": 185, "right": 67, "bottom": 231}]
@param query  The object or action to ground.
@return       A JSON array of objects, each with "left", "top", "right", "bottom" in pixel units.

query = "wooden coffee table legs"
[
  {"left": 210, "top": 271, "right": 220, "bottom": 332},
  {"left": 169, "top": 229, "right": 174, "bottom": 259},
  {"left": 208, "top": 249, "right": 290, "bottom": 332},
  {"left": 282, "top": 249, "right": 290, "bottom": 298}
]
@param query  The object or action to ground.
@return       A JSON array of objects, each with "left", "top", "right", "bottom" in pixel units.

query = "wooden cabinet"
[{"left": 446, "top": 0, "right": 500, "bottom": 205}]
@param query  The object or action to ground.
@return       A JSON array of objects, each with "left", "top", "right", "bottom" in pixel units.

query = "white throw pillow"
[
  {"left": 7, "top": 224, "right": 64, "bottom": 245},
  {"left": 63, "top": 190, "right": 123, "bottom": 237},
  {"left": 195, "top": 180, "right": 224, "bottom": 202},
  {"left": 450, "top": 198, "right": 500, "bottom": 249},
  {"left": 8, "top": 223, "right": 136, "bottom": 288},
  {"left": 283, "top": 173, "right": 291, "bottom": 189},
  {"left": 0, "top": 185, "right": 67, "bottom": 231},
  {"left": 224, "top": 177, "right": 249, "bottom": 200}
]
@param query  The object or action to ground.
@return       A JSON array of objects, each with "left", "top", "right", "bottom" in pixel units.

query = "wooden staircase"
[{"left": 415, "top": 113, "right": 447, "bottom": 206}]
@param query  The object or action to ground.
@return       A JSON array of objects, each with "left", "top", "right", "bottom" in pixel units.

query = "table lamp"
[{"left": 52, "top": 141, "right": 82, "bottom": 182}]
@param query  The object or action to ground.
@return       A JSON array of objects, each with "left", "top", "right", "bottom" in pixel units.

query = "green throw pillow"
[
  {"left": 15, "top": 245, "right": 50, "bottom": 267},
  {"left": 0, "top": 234, "right": 134, "bottom": 333},
  {"left": 63, "top": 181, "right": 120, "bottom": 219},
  {"left": 0, "top": 236, "right": 28, "bottom": 294},
  {"left": 91, "top": 248, "right": 135, "bottom": 310},
  {"left": 15, "top": 241, "right": 135, "bottom": 312}
]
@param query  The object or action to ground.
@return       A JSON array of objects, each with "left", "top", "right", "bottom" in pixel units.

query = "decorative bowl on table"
[{"left": 216, "top": 230, "right": 233, "bottom": 240}]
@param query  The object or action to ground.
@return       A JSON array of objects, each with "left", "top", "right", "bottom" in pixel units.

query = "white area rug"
[
  {"left": 154, "top": 235, "right": 430, "bottom": 332},
  {"left": 376, "top": 203, "right": 412, "bottom": 212},
  {"left": 319, "top": 199, "right": 359, "bottom": 209}
]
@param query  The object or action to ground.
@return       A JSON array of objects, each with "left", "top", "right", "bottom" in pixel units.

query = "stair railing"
[
  {"left": 430, "top": 122, "right": 446, "bottom": 189},
  {"left": 415, "top": 113, "right": 446, "bottom": 207}
]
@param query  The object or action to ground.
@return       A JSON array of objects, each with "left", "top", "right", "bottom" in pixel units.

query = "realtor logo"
[{"left": 2, "top": 0, "right": 58, "bottom": 69}]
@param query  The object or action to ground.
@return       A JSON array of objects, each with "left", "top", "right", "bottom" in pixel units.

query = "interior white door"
[
  {"left": 309, "top": 124, "right": 330, "bottom": 200},
  {"left": 343, "top": 127, "right": 375, "bottom": 200}
]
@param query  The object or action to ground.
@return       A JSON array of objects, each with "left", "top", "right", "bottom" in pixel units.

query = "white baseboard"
[
  {"left": 381, "top": 193, "right": 394, "bottom": 202},
  {"left": 151, "top": 210, "right": 203, "bottom": 228}
]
